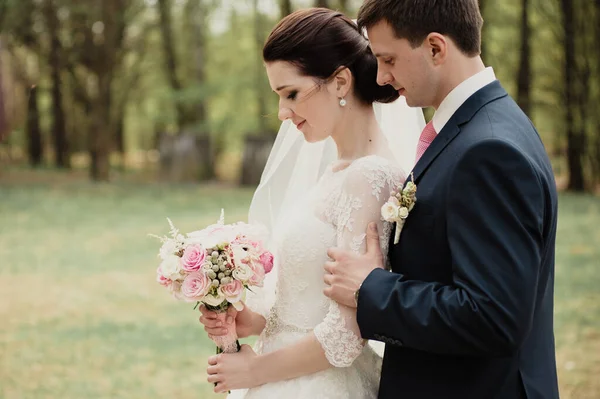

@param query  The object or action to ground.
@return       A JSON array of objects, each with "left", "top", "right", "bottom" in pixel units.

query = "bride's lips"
[
  {"left": 295, "top": 121, "right": 306, "bottom": 130},
  {"left": 398, "top": 88, "right": 405, "bottom": 95}
]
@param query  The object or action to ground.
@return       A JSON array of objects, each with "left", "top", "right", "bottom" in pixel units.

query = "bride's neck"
[{"left": 331, "top": 101, "right": 382, "bottom": 162}]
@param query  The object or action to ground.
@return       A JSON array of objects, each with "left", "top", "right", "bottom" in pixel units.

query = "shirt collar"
[{"left": 432, "top": 67, "right": 497, "bottom": 134}]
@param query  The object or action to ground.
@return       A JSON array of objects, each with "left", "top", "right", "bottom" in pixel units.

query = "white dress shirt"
[{"left": 432, "top": 67, "right": 497, "bottom": 134}]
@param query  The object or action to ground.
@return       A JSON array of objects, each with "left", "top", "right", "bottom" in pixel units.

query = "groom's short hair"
[{"left": 357, "top": 0, "right": 483, "bottom": 57}]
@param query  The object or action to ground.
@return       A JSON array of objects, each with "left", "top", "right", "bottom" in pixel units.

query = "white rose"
[
  {"left": 159, "top": 240, "right": 178, "bottom": 260},
  {"left": 398, "top": 206, "right": 409, "bottom": 219},
  {"left": 160, "top": 255, "right": 183, "bottom": 280},
  {"left": 232, "top": 264, "right": 253, "bottom": 282},
  {"left": 203, "top": 292, "right": 226, "bottom": 307},
  {"left": 381, "top": 203, "right": 400, "bottom": 221},
  {"left": 231, "top": 244, "right": 249, "bottom": 264}
]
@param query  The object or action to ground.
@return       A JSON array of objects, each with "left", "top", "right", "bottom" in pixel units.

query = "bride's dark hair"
[{"left": 263, "top": 8, "right": 399, "bottom": 105}]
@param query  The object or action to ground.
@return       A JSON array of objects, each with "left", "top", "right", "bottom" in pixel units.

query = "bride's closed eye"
[{"left": 287, "top": 90, "right": 298, "bottom": 100}]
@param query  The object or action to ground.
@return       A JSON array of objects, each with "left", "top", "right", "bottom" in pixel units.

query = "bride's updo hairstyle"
[{"left": 263, "top": 8, "right": 399, "bottom": 105}]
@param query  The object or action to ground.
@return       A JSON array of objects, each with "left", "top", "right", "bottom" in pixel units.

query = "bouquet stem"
[
  {"left": 206, "top": 304, "right": 240, "bottom": 394},
  {"left": 206, "top": 304, "right": 241, "bottom": 354}
]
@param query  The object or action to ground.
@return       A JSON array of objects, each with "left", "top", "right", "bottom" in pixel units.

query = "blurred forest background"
[
  {"left": 1, "top": 1, "right": 599, "bottom": 398},
  {"left": 0, "top": 0, "right": 598, "bottom": 190}
]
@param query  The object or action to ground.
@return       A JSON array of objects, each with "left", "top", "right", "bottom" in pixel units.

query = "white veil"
[{"left": 245, "top": 97, "right": 425, "bottom": 355}]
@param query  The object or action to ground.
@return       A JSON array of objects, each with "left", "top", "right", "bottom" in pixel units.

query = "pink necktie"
[{"left": 415, "top": 121, "right": 437, "bottom": 164}]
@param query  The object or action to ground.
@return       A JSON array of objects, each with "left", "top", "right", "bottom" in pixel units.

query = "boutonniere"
[{"left": 381, "top": 173, "right": 417, "bottom": 244}]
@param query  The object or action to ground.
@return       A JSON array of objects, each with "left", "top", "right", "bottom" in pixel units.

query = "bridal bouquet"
[{"left": 151, "top": 210, "right": 274, "bottom": 354}]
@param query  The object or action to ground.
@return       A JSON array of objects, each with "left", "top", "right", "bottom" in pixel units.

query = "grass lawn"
[{"left": 1, "top": 168, "right": 599, "bottom": 398}]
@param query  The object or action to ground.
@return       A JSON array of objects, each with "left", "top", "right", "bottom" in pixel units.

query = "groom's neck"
[{"left": 433, "top": 56, "right": 486, "bottom": 110}]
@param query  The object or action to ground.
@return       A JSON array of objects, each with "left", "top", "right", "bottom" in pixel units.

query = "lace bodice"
[
  {"left": 264, "top": 155, "right": 405, "bottom": 366},
  {"left": 231, "top": 155, "right": 405, "bottom": 399}
]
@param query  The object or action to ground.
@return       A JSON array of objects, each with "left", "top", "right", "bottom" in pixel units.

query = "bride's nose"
[{"left": 278, "top": 106, "right": 293, "bottom": 122}]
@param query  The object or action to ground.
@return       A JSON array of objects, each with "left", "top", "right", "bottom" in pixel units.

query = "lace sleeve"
[{"left": 314, "top": 158, "right": 405, "bottom": 367}]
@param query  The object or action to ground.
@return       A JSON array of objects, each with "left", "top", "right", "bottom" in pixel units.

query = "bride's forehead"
[{"left": 265, "top": 61, "right": 313, "bottom": 87}]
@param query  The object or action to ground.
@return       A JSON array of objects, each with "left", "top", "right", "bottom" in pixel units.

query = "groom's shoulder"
[{"left": 461, "top": 95, "right": 539, "bottom": 149}]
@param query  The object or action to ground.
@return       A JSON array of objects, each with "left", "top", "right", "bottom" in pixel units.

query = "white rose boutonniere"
[{"left": 381, "top": 173, "right": 417, "bottom": 244}]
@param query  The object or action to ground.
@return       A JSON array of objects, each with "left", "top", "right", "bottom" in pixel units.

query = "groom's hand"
[{"left": 323, "top": 222, "right": 384, "bottom": 308}]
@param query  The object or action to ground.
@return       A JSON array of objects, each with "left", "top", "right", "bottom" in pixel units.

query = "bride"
[{"left": 199, "top": 8, "right": 424, "bottom": 397}]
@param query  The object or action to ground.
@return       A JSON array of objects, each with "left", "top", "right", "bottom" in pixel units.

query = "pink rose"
[
  {"left": 248, "top": 261, "right": 266, "bottom": 287},
  {"left": 181, "top": 244, "right": 207, "bottom": 272},
  {"left": 219, "top": 279, "right": 244, "bottom": 304},
  {"left": 156, "top": 266, "right": 172, "bottom": 287},
  {"left": 181, "top": 271, "right": 211, "bottom": 302},
  {"left": 259, "top": 251, "right": 274, "bottom": 274}
]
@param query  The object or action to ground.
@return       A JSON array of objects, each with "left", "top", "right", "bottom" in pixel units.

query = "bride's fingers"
[
  {"left": 323, "top": 273, "right": 334, "bottom": 286},
  {"left": 214, "top": 382, "right": 228, "bottom": 394},
  {"left": 199, "top": 305, "right": 217, "bottom": 319},
  {"left": 199, "top": 315, "right": 223, "bottom": 329},
  {"left": 208, "top": 354, "right": 220, "bottom": 366},
  {"left": 326, "top": 247, "right": 340, "bottom": 261},
  {"left": 324, "top": 261, "right": 336, "bottom": 275},
  {"left": 207, "top": 373, "right": 221, "bottom": 383},
  {"left": 207, "top": 364, "right": 220, "bottom": 375}
]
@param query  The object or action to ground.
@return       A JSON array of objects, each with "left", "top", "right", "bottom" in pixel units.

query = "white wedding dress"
[{"left": 230, "top": 154, "right": 405, "bottom": 399}]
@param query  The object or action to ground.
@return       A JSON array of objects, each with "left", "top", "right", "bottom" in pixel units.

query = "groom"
[{"left": 324, "top": 1, "right": 559, "bottom": 398}]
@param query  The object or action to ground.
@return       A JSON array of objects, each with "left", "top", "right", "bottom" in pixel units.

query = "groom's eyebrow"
[
  {"left": 275, "top": 85, "right": 291, "bottom": 92},
  {"left": 374, "top": 52, "right": 394, "bottom": 58}
]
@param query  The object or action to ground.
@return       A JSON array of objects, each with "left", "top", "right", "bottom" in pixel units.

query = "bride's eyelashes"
[{"left": 287, "top": 91, "right": 298, "bottom": 100}]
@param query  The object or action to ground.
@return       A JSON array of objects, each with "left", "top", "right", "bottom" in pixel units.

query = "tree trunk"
[
  {"left": 516, "top": 0, "right": 531, "bottom": 116},
  {"left": 115, "top": 110, "right": 125, "bottom": 155},
  {"left": 26, "top": 85, "right": 43, "bottom": 166},
  {"left": 90, "top": 71, "right": 113, "bottom": 181},
  {"left": 479, "top": 0, "right": 489, "bottom": 64},
  {"left": 279, "top": 0, "right": 292, "bottom": 17},
  {"left": 188, "top": 1, "right": 207, "bottom": 129},
  {"left": 89, "top": 0, "right": 122, "bottom": 181},
  {"left": 593, "top": 0, "right": 600, "bottom": 185},
  {"left": 157, "top": 0, "right": 187, "bottom": 132},
  {"left": 184, "top": 0, "right": 214, "bottom": 180},
  {"left": 240, "top": 136, "right": 275, "bottom": 186},
  {"left": 45, "top": 0, "right": 69, "bottom": 168},
  {"left": 253, "top": 0, "right": 268, "bottom": 132},
  {"left": 0, "top": 40, "right": 8, "bottom": 143},
  {"left": 562, "top": 0, "right": 585, "bottom": 191}
]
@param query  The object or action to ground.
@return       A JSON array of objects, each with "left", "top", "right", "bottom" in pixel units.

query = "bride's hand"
[
  {"left": 207, "top": 344, "right": 262, "bottom": 393},
  {"left": 198, "top": 304, "right": 258, "bottom": 338}
]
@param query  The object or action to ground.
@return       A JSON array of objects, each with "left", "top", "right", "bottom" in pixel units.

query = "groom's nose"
[{"left": 377, "top": 70, "right": 393, "bottom": 87}]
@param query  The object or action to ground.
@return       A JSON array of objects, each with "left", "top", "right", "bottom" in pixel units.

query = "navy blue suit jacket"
[{"left": 357, "top": 81, "right": 559, "bottom": 399}]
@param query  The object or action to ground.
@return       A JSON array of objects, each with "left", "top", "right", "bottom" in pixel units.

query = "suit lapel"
[{"left": 407, "top": 81, "right": 509, "bottom": 184}]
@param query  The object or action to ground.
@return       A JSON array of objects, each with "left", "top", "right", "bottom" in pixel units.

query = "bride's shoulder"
[
  {"left": 350, "top": 155, "right": 405, "bottom": 180},
  {"left": 342, "top": 155, "right": 406, "bottom": 196}
]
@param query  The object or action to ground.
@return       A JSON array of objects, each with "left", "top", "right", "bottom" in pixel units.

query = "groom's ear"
[{"left": 425, "top": 33, "right": 448, "bottom": 65}]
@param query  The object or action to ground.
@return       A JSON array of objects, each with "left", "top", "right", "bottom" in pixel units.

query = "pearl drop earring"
[{"left": 339, "top": 98, "right": 347, "bottom": 107}]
